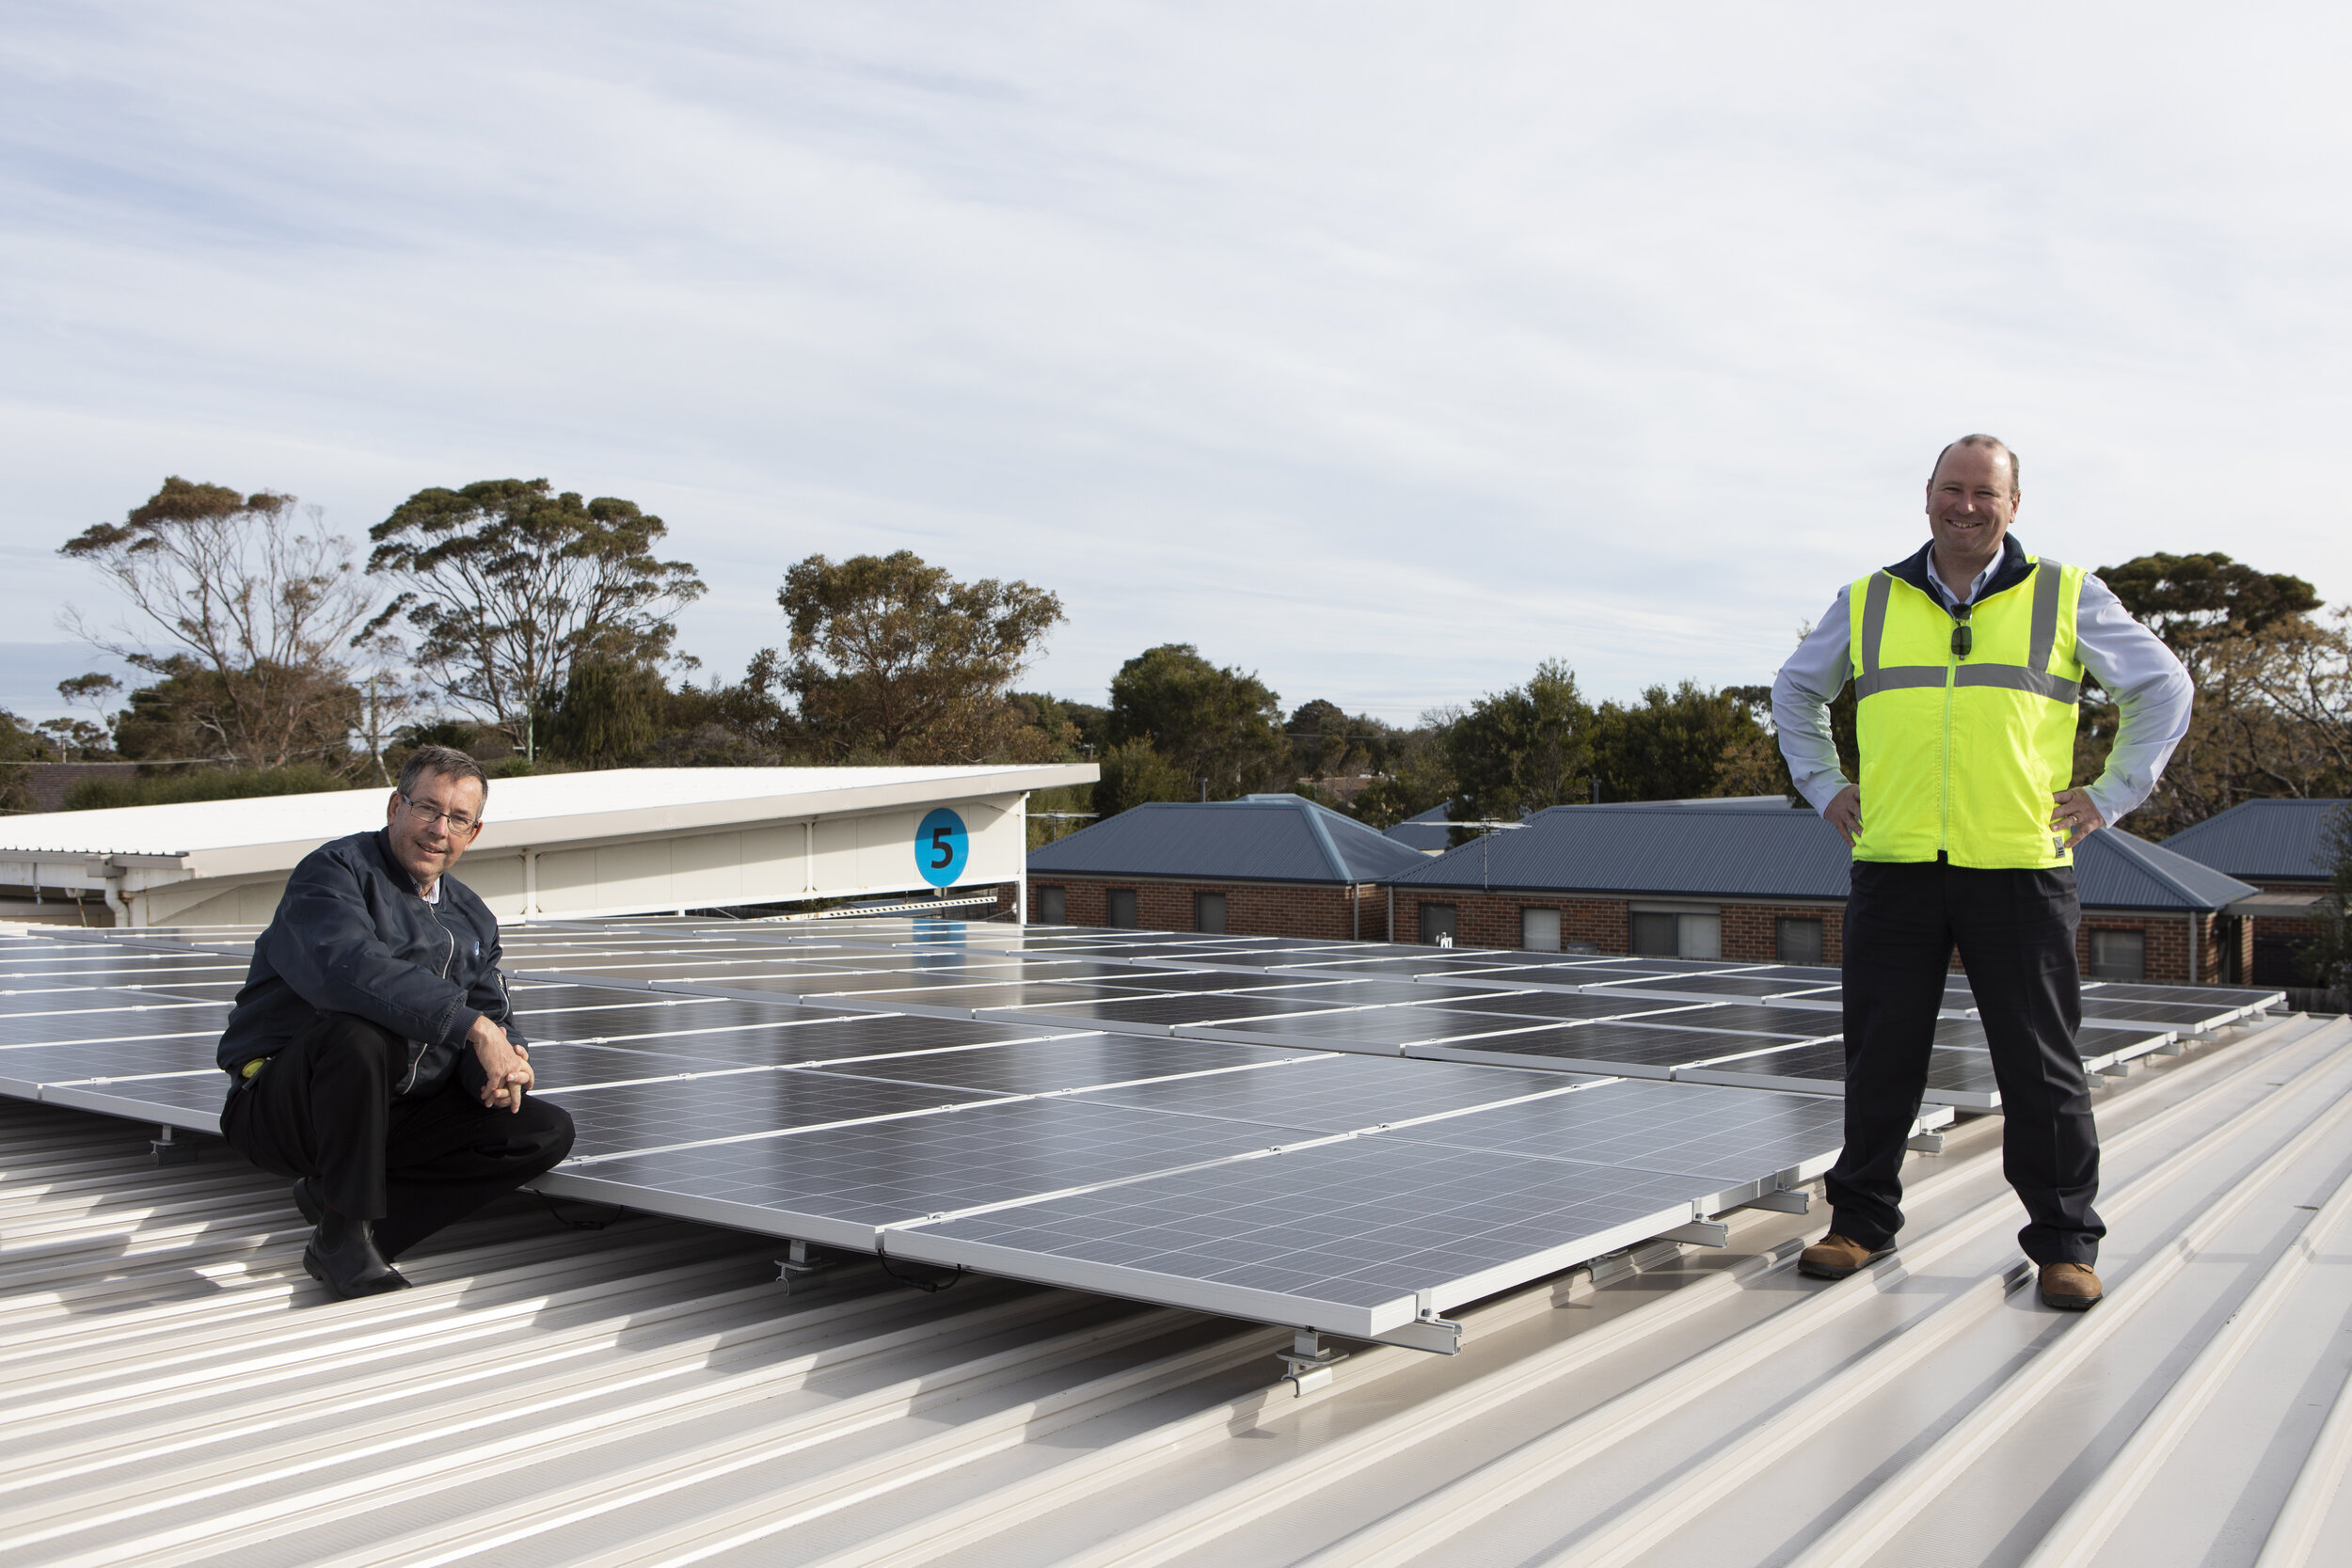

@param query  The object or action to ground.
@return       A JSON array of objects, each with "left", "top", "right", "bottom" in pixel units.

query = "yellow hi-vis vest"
[{"left": 1848, "top": 555, "right": 2088, "bottom": 868}]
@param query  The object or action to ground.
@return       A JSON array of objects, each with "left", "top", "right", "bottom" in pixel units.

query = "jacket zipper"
[
  {"left": 396, "top": 902, "right": 460, "bottom": 1095},
  {"left": 1939, "top": 651, "right": 1956, "bottom": 854}
]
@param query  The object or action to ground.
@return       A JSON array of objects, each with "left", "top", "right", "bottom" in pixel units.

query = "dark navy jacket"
[{"left": 216, "top": 830, "right": 524, "bottom": 1097}]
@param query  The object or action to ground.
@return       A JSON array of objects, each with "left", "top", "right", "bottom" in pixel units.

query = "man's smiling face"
[
  {"left": 1926, "top": 441, "right": 2020, "bottom": 571},
  {"left": 384, "top": 773, "right": 486, "bottom": 891}
]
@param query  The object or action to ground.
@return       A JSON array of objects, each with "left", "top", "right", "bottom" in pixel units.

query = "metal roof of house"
[
  {"left": 2162, "top": 798, "right": 2348, "bottom": 884},
  {"left": 2086, "top": 828, "right": 2265, "bottom": 914},
  {"left": 1385, "top": 797, "right": 1800, "bottom": 855},
  {"left": 8, "top": 996, "right": 2349, "bottom": 1566},
  {"left": 1391, "top": 802, "right": 2259, "bottom": 911},
  {"left": 1385, "top": 804, "right": 1457, "bottom": 853},
  {"left": 1027, "top": 794, "right": 1432, "bottom": 884}
]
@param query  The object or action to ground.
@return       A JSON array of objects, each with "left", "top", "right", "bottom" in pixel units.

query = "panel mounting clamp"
[{"left": 1278, "top": 1328, "right": 1350, "bottom": 1393}]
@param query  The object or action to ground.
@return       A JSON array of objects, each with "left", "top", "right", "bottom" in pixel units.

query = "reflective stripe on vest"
[{"left": 1847, "top": 556, "right": 2087, "bottom": 869}]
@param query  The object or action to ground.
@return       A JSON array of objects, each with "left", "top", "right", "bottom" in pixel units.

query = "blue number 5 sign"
[{"left": 916, "top": 808, "right": 969, "bottom": 887}]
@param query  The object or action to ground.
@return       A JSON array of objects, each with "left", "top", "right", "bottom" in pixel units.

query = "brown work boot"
[
  {"left": 2038, "top": 1261, "right": 2103, "bottom": 1310},
  {"left": 1799, "top": 1233, "right": 1892, "bottom": 1279}
]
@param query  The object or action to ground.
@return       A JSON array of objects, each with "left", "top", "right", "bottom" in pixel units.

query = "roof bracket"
[
  {"left": 1279, "top": 1328, "right": 1353, "bottom": 1390},
  {"left": 776, "top": 1238, "right": 837, "bottom": 1292},
  {"left": 1741, "top": 1189, "right": 1812, "bottom": 1215}
]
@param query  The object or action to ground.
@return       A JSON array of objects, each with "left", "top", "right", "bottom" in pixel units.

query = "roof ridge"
[
  {"left": 1290, "top": 795, "right": 1355, "bottom": 881},
  {"left": 2099, "top": 830, "right": 2252, "bottom": 908}
]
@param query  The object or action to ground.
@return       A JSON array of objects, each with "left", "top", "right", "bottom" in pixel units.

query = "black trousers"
[
  {"left": 1829, "top": 860, "right": 2105, "bottom": 1267},
  {"left": 220, "top": 1010, "right": 575, "bottom": 1261}
]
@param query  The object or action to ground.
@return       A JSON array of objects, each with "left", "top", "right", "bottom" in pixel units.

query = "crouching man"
[{"left": 216, "top": 744, "right": 575, "bottom": 1298}]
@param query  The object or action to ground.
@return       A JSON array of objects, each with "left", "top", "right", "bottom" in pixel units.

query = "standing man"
[
  {"left": 1772, "top": 436, "right": 2191, "bottom": 1310},
  {"left": 216, "top": 745, "right": 575, "bottom": 1299}
]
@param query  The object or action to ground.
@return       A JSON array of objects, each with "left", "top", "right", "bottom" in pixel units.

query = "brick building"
[
  {"left": 2163, "top": 798, "right": 2344, "bottom": 988},
  {"left": 1025, "top": 794, "right": 1427, "bottom": 940},
  {"left": 1385, "top": 800, "right": 2261, "bottom": 986}
]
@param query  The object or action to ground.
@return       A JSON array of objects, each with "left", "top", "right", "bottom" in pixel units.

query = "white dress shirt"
[{"left": 1771, "top": 539, "right": 2193, "bottom": 828}]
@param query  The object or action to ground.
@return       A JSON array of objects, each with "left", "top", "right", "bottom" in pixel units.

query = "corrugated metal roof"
[
  {"left": 1027, "top": 795, "right": 1430, "bottom": 884},
  {"left": 2162, "top": 798, "right": 2348, "bottom": 883},
  {"left": 11, "top": 1011, "right": 2352, "bottom": 1565},
  {"left": 1392, "top": 803, "right": 2259, "bottom": 911},
  {"left": 1385, "top": 798, "right": 1798, "bottom": 854},
  {"left": 1384, "top": 804, "right": 1455, "bottom": 853},
  {"left": 2084, "top": 829, "right": 2264, "bottom": 914}
]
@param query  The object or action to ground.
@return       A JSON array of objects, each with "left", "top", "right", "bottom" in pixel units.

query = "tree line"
[{"left": 9, "top": 478, "right": 2350, "bottom": 876}]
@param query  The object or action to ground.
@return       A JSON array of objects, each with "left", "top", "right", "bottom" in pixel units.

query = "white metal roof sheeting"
[
  {"left": 0, "top": 764, "right": 1096, "bottom": 875},
  {"left": 7, "top": 1010, "right": 2352, "bottom": 1566}
]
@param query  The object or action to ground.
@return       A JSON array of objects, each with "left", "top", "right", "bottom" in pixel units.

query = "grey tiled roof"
[
  {"left": 1027, "top": 794, "right": 1431, "bottom": 885},
  {"left": 1388, "top": 802, "right": 2257, "bottom": 911},
  {"left": 2160, "top": 798, "right": 2347, "bottom": 883}
]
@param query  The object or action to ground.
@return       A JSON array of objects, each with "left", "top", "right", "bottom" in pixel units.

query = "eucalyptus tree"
[{"left": 366, "top": 479, "right": 705, "bottom": 750}]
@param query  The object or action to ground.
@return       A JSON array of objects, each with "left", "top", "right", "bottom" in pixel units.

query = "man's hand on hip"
[
  {"left": 467, "top": 1013, "right": 533, "bottom": 1113},
  {"left": 2052, "top": 789, "right": 2106, "bottom": 850},
  {"left": 1824, "top": 785, "right": 1862, "bottom": 847}
]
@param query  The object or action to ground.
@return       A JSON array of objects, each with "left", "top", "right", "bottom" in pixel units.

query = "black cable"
[
  {"left": 873, "top": 1242, "right": 965, "bottom": 1293},
  {"left": 537, "top": 1192, "right": 627, "bottom": 1231}
]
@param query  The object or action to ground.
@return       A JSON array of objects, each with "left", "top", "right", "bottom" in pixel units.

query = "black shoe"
[
  {"left": 292, "top": 1176, "right": 322, "bottom": 1227},
  {"left": 302, "top": 1214, "right": 410, "bottom": 1299}
]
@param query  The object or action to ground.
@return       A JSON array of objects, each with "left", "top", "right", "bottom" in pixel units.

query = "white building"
[{"left": 0, "top": 764, "right": 1095, "bottom": 927}]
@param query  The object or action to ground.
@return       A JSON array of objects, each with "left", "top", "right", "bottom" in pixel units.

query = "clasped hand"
[{"left": 467, "top": 1013, "right": 532, "bottom": 1113}]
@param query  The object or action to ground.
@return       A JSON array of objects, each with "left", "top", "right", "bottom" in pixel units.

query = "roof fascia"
[{"left": 169, "top": 772, "right": 1085, "bottom": 880}]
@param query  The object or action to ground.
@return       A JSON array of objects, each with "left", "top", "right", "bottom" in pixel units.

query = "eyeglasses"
[
  {"left": 398, "top": 793, "right": 482, "bottom": 835},
  {"left": 1950, "top": 604, "right": 1973, "bottom": 659}
]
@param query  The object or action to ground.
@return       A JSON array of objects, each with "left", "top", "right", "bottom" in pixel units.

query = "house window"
[
  {"left": 2089, "top": 928, "right": 2146, "bottom": 981},
  {"left": 1631, "top": 909, "right": 1722, "bottom": 959},
  {"left": 1194, "top": 891, "right": 1227, "bottom": 934},
  {"left": 1419, "top": 903, "right": 1458, "bottom": 946},
  {"left": 1777, "top": 916, "right": 1825, "bottom": 966},
  {"left": 1521, "top": 908, "right": 1562, "bottom": 953},
  {"left": 1106, "top": 888, "right": 1138, "bottom": 928},
  {"left": 1033, "top": 885, "right": 1065, "bottom": 925}
]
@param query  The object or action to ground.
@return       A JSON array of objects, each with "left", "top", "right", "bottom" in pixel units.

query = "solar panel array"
[
  {"left": 0, "top": 911, "right": 2276, "bottom": 1350},
  {"left": 483, "top": 917, "right": 2274, "bottom": 1112}
]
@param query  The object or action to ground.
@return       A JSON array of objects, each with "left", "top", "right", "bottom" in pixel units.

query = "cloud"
[{"left": 4, "top": 2, "right": 2348, "bottom": 722}]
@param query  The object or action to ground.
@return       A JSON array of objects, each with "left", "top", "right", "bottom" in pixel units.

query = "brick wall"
[
  {"left": 1026, "top": 876, "right": 1389, "bottom": 941},
  {"left": 1390, "top": 888, "right": 2241, "bottom": 985},
  {"left": 2246, "top": 879, "right": 2328, "bottom": 942},
  {"left": 1386, "top": 890, "right": 1845, "bottom": 963}
]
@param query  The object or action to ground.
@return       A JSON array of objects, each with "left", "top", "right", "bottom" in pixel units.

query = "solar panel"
[
  {"left": 1675, "top": 1041, "right": 2006, "bottom": 1110},
  {"left": 817, "top": 1036, "right": 1308, "bottom": 1096},
  {"left": 1377, "top": 1078, "right": 1852, "bottom": 1184},
  {"left": 1405, "top": 1022, "right": 1818, "bottom": 1076},
  {"left": 888, "top": 1134, "right": 1735, "bottom": 1341},
  {"left": 546, "top": 1097, "right": 1314, "bottom": 1249},
  {"left": 546, "top": 1069, "right": 1014, "bottom": 1161},
  {"left": 0, "top": 1004, "right": 231, "bottom": 1049},
  {"left": 0, "top": 1035, "right": 227, "bottom": 1092},
  {"left": 979, "top": 993, "right": 1363, "bottom": 1033},
  {"left": 1196, "top": 1007, "right": 1572, "bottom": 1052},
  {"left": 1079, "top": 1053, "right": 1596, "bottom": 1134}
]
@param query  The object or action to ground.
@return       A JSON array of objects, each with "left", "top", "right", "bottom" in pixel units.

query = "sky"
[{"left": 5, "top": 4, "right": 2349, "bottom": 728}]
